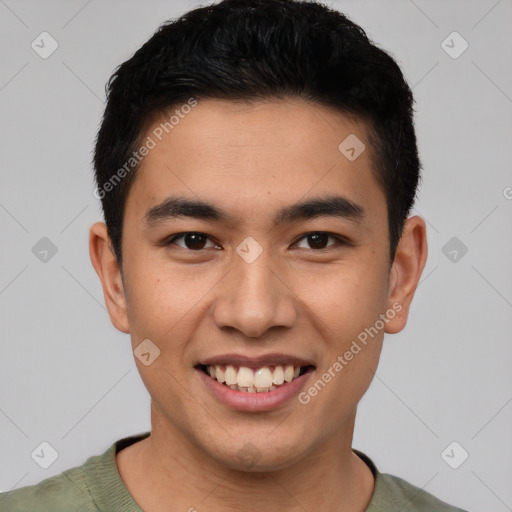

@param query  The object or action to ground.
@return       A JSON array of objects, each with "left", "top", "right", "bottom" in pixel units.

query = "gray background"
[{"left": 1, "top": 1, "right": 511, "bottom": 510}]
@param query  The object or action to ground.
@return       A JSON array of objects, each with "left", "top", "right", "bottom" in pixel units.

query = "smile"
[
  {"left": 198, "top": 364, "right": 313, "bottom": 393},
  {"left": 195, "top": 353, "right": 316, "bottom": 411}
]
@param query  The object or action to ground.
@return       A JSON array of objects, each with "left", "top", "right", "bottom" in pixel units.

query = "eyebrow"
[{"left": 144, "top": 194, "right": 366, "bottom": 228}]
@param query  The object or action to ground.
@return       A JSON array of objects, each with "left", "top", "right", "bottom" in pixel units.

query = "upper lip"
[{"left": 198, "top": 353, "right": 316, "bottom": 369}]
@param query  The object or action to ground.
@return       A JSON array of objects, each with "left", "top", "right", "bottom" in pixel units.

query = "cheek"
[
  {"left": 123, "top": 258, "right": 220, "bottom": 367},
  {"left": 298, "top": 260, "right": 390, "bottom": 341},
  {"left": 297, "top": 268, "right": 387, "bottom": 431},
  {"left": 123, "top": 271, "right": 173, "bottom": 353}
]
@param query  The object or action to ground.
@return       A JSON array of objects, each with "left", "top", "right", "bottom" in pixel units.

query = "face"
[{"left": 90, "top": 97, "right": 426, "bottom": 471}]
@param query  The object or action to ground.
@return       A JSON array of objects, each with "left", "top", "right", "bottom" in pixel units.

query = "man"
[{"left": 0, "top": 0, "right": 468, "bottom": 510}]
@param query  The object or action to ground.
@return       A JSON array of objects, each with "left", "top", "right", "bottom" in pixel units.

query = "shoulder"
[
  {"left": 0, "top": 462, "right": 98, "bottom": 512},
  {"left": 0, "top": 433, "right": 149, "bottom": 512},
  {"left": 353, "top": 449, "right": 469, "bottom": 512},
  {"left": 378, "top": 472, "right": 469, "bottom": 512}
]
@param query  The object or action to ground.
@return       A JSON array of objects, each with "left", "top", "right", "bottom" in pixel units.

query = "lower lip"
[{"left": 196, "top": 368, "right": 313, "bottom": 412}]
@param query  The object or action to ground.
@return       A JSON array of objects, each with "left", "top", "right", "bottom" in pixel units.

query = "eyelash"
[{"left": 163, "top": 231, "right": 350, "bottom": 251}]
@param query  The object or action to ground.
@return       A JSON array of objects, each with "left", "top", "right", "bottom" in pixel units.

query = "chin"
[{"left": 200, "top": 434, "right": 308, "bottom": 473}]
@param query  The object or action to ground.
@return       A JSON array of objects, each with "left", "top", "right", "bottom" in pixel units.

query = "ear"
[
  {"left": 385, "top": 215, "right": 428, "bottom": 334},
  {"left": 89, "top": 222, "right": 130, "bottom": 333}
]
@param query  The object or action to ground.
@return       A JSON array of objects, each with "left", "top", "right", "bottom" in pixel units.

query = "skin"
[{"left": 89, "top": 97, "right": 427, "bottom": 511}]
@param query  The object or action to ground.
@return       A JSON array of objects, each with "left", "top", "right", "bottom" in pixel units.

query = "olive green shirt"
[{"left": 0, "top": 432, "right": 468, "bottom": 511}]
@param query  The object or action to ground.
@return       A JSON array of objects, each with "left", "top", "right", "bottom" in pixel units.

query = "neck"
[{"left": 116, "top": 408, "right": 375, "bottom": 512}]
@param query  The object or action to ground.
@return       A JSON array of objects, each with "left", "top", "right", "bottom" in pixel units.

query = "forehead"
[
  {"left": 125, "top": 98, "right": 386, "bottom": 227},
  {"left": 144, "top": 97, "right": 371, "bottom": 166}
]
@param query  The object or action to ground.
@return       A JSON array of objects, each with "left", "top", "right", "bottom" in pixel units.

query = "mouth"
[{"left": 197, "top": 363, "right": 315, "bottom": 393}]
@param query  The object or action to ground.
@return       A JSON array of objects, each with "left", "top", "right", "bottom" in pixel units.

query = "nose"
[{"left": 211, "top": 248, "right": 298, "bottom": 339}]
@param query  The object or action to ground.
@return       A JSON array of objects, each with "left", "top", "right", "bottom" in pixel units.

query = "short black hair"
[{"left": 93, "top": 0, "right": 421, "bottom": 267}]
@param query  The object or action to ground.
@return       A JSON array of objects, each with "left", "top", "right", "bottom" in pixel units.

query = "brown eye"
[
  {"left": 295, "top": 232, "right": 346, "bottom": 250},
  {"left": 166, "top": 232, "right": 218, "bottom": 250}
]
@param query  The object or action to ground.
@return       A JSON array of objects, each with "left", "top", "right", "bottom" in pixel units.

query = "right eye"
[{"left": 164, "top": 232, "right": 221, "bottom": 251}]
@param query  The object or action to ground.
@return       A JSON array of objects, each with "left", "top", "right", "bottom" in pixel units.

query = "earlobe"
[
  {"left": 385, "top": 215, "right": 428, "bottom": 334},
  {"left": 89, "top": 222, "right": 130, "bottom": 333}
]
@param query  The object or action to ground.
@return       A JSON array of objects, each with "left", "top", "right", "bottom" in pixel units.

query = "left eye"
[{"left": 294, "top": 232, "right": 345, "bottom": 250}]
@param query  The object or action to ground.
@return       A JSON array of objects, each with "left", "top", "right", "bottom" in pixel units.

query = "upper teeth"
[{"left": 207, "top": 364, "right": 301, "bottom": 390}]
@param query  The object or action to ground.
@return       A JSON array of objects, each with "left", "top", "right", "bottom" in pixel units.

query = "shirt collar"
[{"left": 86, "top": 432, "right": 400, "bottom": 512}]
